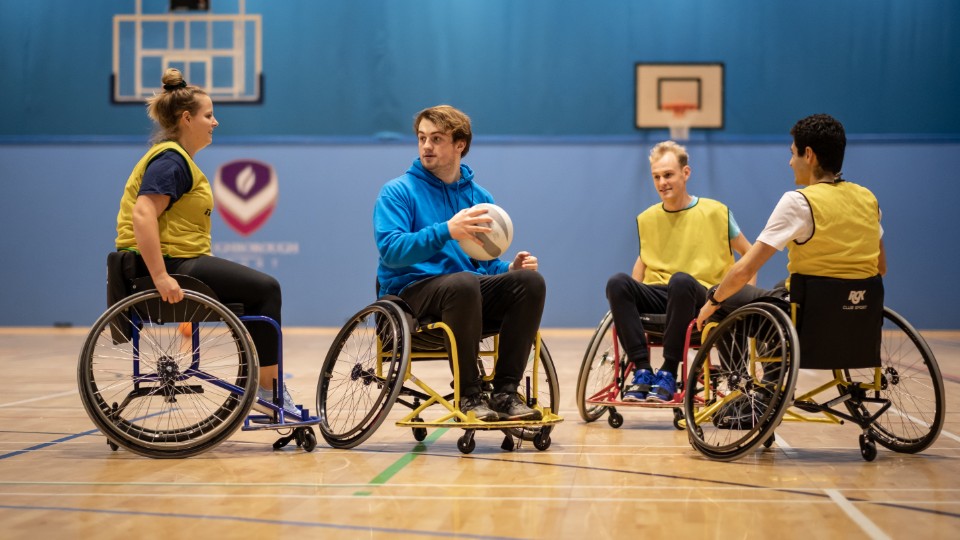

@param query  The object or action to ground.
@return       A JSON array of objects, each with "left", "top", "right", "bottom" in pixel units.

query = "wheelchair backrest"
[{"left": 790, "top": 273, "right": 883, "bottom": 370}]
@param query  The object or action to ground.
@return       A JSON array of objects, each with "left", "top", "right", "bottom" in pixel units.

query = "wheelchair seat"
[{"left": 639, "top": 313, "right": 702, "bottom": 347}]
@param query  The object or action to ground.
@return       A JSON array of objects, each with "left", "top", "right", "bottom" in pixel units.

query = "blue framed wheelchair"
[
  {"left": 682, "top": 274, "right": 945, "bottom": 462},
  {"left": 76, "top": 252, "right": 320, "bottom": 458},
  {"left": 315, "top": 295, "right": 562, "bottom": 454}
]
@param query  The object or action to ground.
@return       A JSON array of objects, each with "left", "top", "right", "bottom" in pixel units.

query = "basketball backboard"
[
  {"left": 112, "top": 0, "right": 262, "bottom": 103},
  {"left": 635, "top": 63, "right": 724, "bottom": 135}
]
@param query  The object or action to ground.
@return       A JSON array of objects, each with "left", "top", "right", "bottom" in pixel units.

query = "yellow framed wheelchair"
[
  {"left": 315, "top": 298, "right": 562, "bottom": 454},
  {"left": 682, "top": 274, "right": 944, "bottom": 462}
]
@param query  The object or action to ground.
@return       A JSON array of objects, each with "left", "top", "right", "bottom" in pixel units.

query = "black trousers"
[
  {"left": 399, "top": 271, "right": 546, "bottom": 397},
  {"left": 606, "top": 272, "right": 704, "bottom": 376},
  {"left": 606, "top": 272, "right": 769, "bottom": 376},
  {"left": 135, "top": 255, "right": 283, "bottom": 367}
]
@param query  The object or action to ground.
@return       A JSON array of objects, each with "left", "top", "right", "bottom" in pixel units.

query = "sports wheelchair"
[
  {"left": 315, "top": 294, "right": 563, "bottom": 454},
  {"left": 682, "top": 274, "right": 945, "bottom": 462},
  {"left": 576, "top": 312, "right": 700, "bottom": 430},
  {"left": 76, "top": 252, "right": 320, "bottom": 458}
]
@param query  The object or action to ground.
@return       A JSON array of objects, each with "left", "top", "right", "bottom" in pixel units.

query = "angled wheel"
[
  {"left": 316, "top": 301, "right": 411, "bottom": 449},
  {"left": 505, "top": 338, "right": 560, "bottom": 442},
  {"left": 683, "top": 303, "right": 798, "bottom": 461},
  {"left": 841, "top": 307, "right": 944, "bottom": 454},
  {"left": 576, "top": 311, "right": 620, "bottom": 422},
  {"left": 77, "top": 290, "right": 258, "bottom": 458}
]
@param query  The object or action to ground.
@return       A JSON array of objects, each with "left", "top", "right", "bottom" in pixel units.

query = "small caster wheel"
[
  {"left": 107, "top": 440, "right": 119, "bottom": 452},
  {"left": 272, "top": 440, "right": 285, "bottom": 451},
  {"left": 608, "top": 412, "right": 624, "bottom": 429},
  {"left": 303, "top": 429, "right": 317, "bottom": 452},
  {"left": 501, "top": 434, "right": 515, "bottom": 451},
  {"left": 412, "top": 417, "right": 427, "bottom": 442},
  {"left": 859, "top": 434, "right": 877, "bottom": 462},
  {"left": 763, "top": 433, "right": 775, "bottom": 448},
  {"left": 672, "top": 409, "right": 684, "bottom": 431},
  {"left": 457, "top": 433, "right": 476, "bottom": 454},
  {"left": 533, "top": 432, "right": 551, "bottom": 451}
]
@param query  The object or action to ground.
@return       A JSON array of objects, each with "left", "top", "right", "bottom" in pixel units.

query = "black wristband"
[{"left": 707, "top": 286, "right": 722, "bottom": 306}]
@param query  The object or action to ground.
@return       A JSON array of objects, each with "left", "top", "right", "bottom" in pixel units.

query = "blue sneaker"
[
  {"left": 646, "top": 370, "right": 677, "bottom": 402},
  {"left": 622, "top": 368, "right": 655, "bottom": 402}
]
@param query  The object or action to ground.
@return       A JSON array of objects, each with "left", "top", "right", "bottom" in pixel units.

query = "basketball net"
[{"left": 663, "top": 103, "right": 697, "bottom": 141}]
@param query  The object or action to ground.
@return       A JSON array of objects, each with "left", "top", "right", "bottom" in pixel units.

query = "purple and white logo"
[{"left": 213, "top": 159, "right": 278, "bottom": 237}]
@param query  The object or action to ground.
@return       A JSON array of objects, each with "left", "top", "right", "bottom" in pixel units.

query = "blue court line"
[
  {"left": 0, "top": 429, "right": 100, "bottom": 460},
  {"left": 419, "top": 451, "right": 960, "bottom": 520},
  {"left": 0, "top": 504, "right": 525, "bottom": 539}
]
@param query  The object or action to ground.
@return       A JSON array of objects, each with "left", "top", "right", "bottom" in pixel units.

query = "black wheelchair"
[
  {"left": 315, "top": 294, "right": 563, "bottom": 454},
  {"left": 682, "top": 274, "right": 945, "bottom": 461},
  {"left": 76, "top": 252, "right": 320, "bottom": 458}
]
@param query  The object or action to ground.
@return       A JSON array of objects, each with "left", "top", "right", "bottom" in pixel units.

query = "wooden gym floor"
[{"left": 1, "top": 326, "right": 957, "bottom": 539}]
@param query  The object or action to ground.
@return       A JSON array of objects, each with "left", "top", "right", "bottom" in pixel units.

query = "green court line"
[{"left": 353, "top": 428, "right": 449, "bottom": 496}]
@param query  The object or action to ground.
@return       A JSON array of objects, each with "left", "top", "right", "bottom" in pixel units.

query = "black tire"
[
  {"left": 316, "top": 301, "right": 411, "bottom": 449},
  {"left": 576, "top": 312, "right": 619, "bottom": 423},
  {"left": 608, "top": 411, "right": 624, "bottom": 429},
  {"left": 302, "top": 429, "right": 318, "bottom": 452},
  {"left": 77, "top": 290, "right": 258, "bottom": 458},
  {"left": 683, "top": 303, "right": 798, "bottom": 461},
  {"left": 841, "top": 307, "right": 944, "bottom": 454},
  {"left": 505, "top": 339, "right": 561, "bottom": 442},
  {"left": 457, "top": 433, "right": 476, "bottom": 454}
]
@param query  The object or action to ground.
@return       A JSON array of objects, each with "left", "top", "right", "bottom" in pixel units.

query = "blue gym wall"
[{"left": 1, "top": 0, "right": 958, "bottom": 329}]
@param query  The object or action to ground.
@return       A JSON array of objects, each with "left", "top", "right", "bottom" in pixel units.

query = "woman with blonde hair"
[{"left": 114, "top": 68, "right": 301, "bottom": 418}]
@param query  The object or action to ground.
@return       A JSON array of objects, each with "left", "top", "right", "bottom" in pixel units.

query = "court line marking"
[
  {"left": 825, "top": 489, "right": 892, "bottom": 540},
  {"left": 0, "top": 389, "right": 78, "bottom": 408},
  {"left": 1, "top": 492, "right": 958, "bottom": 507},
  {"left": 889, "top": 407, "right": 960, "bottom": 443},
  {"left": 0, "top": 504, "right": 523, "bottom": 540},
  {"left": 2, "top": 481, "right": 957, "bottom": 493},
  {"left": 353, "top": 427, "right": 449, "bottom": 496}
]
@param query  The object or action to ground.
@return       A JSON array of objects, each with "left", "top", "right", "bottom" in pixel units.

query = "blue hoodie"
[{"left": 375, "top": 158, "right": 510, "bottom": 296}]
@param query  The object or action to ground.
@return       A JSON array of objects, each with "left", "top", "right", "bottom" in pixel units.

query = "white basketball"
[{"left": 457, "top": 203, "right": 514, "bottom": 261}]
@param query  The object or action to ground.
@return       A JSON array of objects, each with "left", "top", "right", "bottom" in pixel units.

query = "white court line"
[
  {"left": 890, "top": 407, "right": 960, "bottom": 444},
  {"left": 0, "top": 390, "right": 76, "bottom": 408},
  {"left": 825, "top": 489, "right": 891, "bottom": 540},
  {"left": 772, "top": 434, "right": 797, "bottom": 457},
  {"left": 1, "top": 491, "right": 958, "bottom": 508},
  {"left": 4, "top": 480, "right": 957, "bottom": 493}
]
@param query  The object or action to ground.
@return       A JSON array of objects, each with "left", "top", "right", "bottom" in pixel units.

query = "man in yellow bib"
[
  {"left": 608, "top": 141, "right": 755, "bottom": 403},
  {"left": 696, "top": 113, "right": 886, "bottom": 328}
]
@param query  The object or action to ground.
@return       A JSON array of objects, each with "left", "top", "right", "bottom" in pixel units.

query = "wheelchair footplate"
[
  {"left": 396, "top": 407, "right": 562, "bottom": 454},
  {"left": 242, "top": 403, "right": 321, "bottom": 453}
]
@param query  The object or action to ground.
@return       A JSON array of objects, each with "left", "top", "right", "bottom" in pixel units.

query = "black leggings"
[
  {"left": 399, "top": 271, "right": 547, "bottom": 397},
  {"left": 136, "top": 256, "right": 283, "bottom": 366}
]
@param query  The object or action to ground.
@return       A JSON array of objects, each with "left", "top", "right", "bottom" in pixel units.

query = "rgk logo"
[
  {"left": 213, "top": 160, "right": 278, "bottom": 237},
  {"left": 848, "top": 290, "right": 866, "bottom": 305}
]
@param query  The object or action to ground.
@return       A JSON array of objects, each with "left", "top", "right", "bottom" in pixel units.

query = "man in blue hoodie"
[{"left": 374, "top": 105, "right": 545, "bottom": 422}]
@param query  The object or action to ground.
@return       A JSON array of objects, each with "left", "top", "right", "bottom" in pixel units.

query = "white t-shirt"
[{"left": 756, "top": 191, "right": 883, "bottom": 251}]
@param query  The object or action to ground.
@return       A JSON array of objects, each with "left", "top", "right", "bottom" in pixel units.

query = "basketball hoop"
[{"left": 663, "top": 103, "right": 698, "bottom": 141}]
